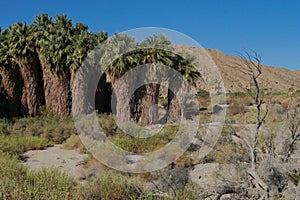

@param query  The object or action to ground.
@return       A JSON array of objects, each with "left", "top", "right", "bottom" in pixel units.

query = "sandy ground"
[
  {"left": 21, "top": 144, "right": 141, "bottom": 180},
  {"left": 21, "top": 145, "right": 89, "bottom": 180}
]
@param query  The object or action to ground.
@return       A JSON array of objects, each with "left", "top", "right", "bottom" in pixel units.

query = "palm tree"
[
  {"left": 68, "top": 22, "right": 108, "bottom": 116},
  {"left": 68, "top": 23, "right": 111, "bottom": 113},
  {"left": 34, "top": 14, "right": 58, "bottom": 115},
  {"left": 132, "top": 34, "right": 174, "bottom": 125},
  {"left": 35, "top": 14, "right": 107, "bottom": 117},
  {"left": 6, "top": 22, "right": 44, "bottom": 116},
  {"left": 103, "top": 33, "right": 138, "bottom": 123},
  {"left": 68, "top": 22, "right": 107, "bottom": 90},
  {"left": 167, "top": 52, "right": 200, "bottom": 121},
  {"left": 0, "top": 29, "right": 23, "bottom": 116},
  {"left": 35, "top": 14, "right": 75, "bottom": 117},
  {"left": 132, "top": 35, "right": 200, "bottom": 124}
]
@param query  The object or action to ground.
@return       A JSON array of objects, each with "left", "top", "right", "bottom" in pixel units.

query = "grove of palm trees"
[{"left": 0, "top": 14, "right": 199, "bottom": 124}]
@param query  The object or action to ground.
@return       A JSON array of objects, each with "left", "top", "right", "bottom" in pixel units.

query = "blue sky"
[{"left": 0, "top": 0, "right": 299, "bottom": 70}]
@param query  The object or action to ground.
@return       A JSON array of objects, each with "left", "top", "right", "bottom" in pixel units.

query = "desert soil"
[{"left": 21, "top": 145, "right": 89, "bottom": 180}]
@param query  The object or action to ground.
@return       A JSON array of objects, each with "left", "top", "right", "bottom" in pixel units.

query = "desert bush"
[
  {"left": 0, "top": 151, "right": 77, "bottom": 200},
  {"left": 147, "top": 166, "right": 199, "bottom": 200},
  {"left": 110, "top": 123, "right": 178, "bottom": 153},
  {"left": 0, "top": 133, "right": 52, "bottom": 155},
  {"left": 62, "top": 134, "right": 86, "bottom": 154},
  {"left": 227, "top": 92, "right": 253, "bottom": 105},
  {"left": 197, "top": 89, "right": 209, "bottom": 99},
  {"left": 0, "top": 114, "right": 76, "bottom": 143},
  {"left": 78, "top": 170, "right": 145, "bottom": 200},
  {"left": 203, "top": 126, "right": 248, "bottom": 164},
  {"left": 281, "top": 101, "right": 289, "bottom": 112},
  {"left": 174, "top": 152, "right": 195, "bottom": 167},
  {"left": 97, "top": 114, "right": 119, "bottom": 136},
  {"left": 20, "top": 169, "right": 76, "bottom": 200},
  {"left": 233, "top": 110, "right": 257, "bottom": 124},
  {"left": 142, "top": 183, "right": 199, "bottom": 200},
  {"left": 229, "top": 102, "right": 247, "bottom": 115},
  {"left": 288, "top": 170, "right": 300, "bottom": 185},
  {"left": 0, "top": 119, "right": 10, "bottom": 135},
  {"left": 256, "top": 161, "right": 289, "bottom": 197},
  {"left": 0, "top": 151, "right": 28, "bottom": 183},
  {"left": 274, "top": 103, "right": 285, "bottom": 114}
]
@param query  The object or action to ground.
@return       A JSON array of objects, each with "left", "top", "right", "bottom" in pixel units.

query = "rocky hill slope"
[{"left": 173, "top": 44, "right": 300, "bottom": 93}]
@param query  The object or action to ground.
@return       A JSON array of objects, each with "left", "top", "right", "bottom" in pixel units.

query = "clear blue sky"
[{"left": 1, "top": 0, "right": 299, "bottom": 70}]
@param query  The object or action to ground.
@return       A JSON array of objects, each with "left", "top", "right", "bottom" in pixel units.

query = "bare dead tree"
[
  {"left": 236, "top": 50, "right": 270, "bottom": 170},
  {"left": 284, "top": 88, "right": 300, "bottom": 162},
  {"left": 232, "top": 50, "right": 271, "bottom": 200}
]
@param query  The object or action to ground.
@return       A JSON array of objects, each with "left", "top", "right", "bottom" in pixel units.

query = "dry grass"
[{"left": 62, "top": 134, "right": 86, "bottom": 154}]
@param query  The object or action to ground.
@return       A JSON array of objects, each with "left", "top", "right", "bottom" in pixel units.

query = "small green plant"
[
  {"left": 288, "top": 170, "right": 300, "bottom": 185},
  {"left": 197, "top": 89, "right": 209, "bottom": 99}
]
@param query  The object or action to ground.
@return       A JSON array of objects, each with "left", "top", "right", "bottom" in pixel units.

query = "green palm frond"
[{"left": 6, "top": 22, "right": 36, "bottom": 59}]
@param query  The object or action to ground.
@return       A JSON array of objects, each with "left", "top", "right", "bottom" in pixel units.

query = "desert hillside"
[{"left": 173, "top": 44, "right": 300, "bottom": 93}]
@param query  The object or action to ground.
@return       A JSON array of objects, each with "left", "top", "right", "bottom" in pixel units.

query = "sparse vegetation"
[
  {"left": 110, "top": 123, "right": 178, "bottom": 153},
  {"left": 0, "top": 112, "right": 75, "bottom": 143},
  {"left": 0, "top": 134, "right": 52, "bottom": 155}
]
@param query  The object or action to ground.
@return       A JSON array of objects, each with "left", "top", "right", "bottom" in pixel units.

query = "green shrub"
[
  {"left": 21, "top": 169, "right": 76, "bottom": 200},
  {"left": 288, "top": 170, "right": 300, "bottom": 185},
  {"left": 0, "top": 151, "right": 77, "bottom": 200},
  {"left": 110, "top": 123, "right": 178, "bottom": 153},
  {"left": 78, "top": 170, "right": 145, "bottom": 200},
  {"left": 228, "top": 91, "right": 248, "bottom": 98},
  {"left": 197, "top": 89, "right": 209, "bottom": 99},
  {"left": 0, "top": 114, "right": 75, "bottom": 143},
  {"left": 62, "top": 134, "right": 86, "bottom": 154},
  {"left": 0, "top": 134, "right": 53, "bottom": 155},
  {"left": 0, "top": 151, "right": 28, "bottom": 183},
  {"left": 98, "top": 114, "right": 119, "bottom": 136}
]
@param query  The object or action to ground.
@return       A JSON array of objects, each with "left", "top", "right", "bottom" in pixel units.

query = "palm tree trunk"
[
  {"left": 72, "top": 66, "right": 99, "bottom": 117},
  {"left": 95, "top": 73, "right": 112, "bottom": 114},
  {"left": 168, "top": 89, "right": 181, "bottom": 122},
  {"left": 41, "top": 65, "right": 71, "bottom": 117},
  {"left": 130, "top": 87, "right": 144, "bottom": 122},
  {"left": 112, "top": 80, "right": 132, "bottom": 124},
  {"left": 53, "top": 70, "right": 71, "bottom": 117},
  {"left": 140, "top": 84, "right": 160, "bottom": 125},
  {"left": 0, "top": 65, "right": 23, "bottom": 117},
  {"left": 40, "top": 60, "right": 54, "bottom": 112},
  {"left": 38, "top": 51, "right": 71, "bottom": 118},
  {"left": 16, "top": 56, "right": 44, "bottom": 116},
  {"left": 134, "top": 65, "right": 161, "bottom": 125},
  {"left": 167, "top": 80, "right": 187, "bottom": 122}
]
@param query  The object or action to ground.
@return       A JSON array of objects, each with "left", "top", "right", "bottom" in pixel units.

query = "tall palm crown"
[
  {"left": 35, "top": 14, "right": 73, "bottom": 72},
  {"left": 4, "top": 21, "right": 45, "bottom": 116},
  {"left": 6, "top": 22, "right": 36, "bottom": 59},
  {"left": 68, "top": 23, "right": 107, "bottom": 72},
  {"left": 0, "top": 29, "right": 13, "bottom": 67},
  {"left": 103, "top": 33, "right": 138, "bottom": 83}
]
